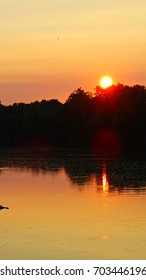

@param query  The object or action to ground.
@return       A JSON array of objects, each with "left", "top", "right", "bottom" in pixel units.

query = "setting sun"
[{"left": 100, "top": 76, "right": 113, "bottom": 88}]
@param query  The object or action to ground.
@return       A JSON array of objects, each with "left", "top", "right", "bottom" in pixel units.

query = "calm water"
[{"left": 0, "top": 148, "right": 146, "bottom": 260}]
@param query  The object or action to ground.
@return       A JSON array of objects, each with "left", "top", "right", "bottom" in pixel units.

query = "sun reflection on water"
[{"left": 102, "top": 166, "right": 109, "bottom": 192}]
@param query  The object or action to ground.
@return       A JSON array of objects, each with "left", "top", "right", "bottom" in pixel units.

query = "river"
[{"left": 0, "top": 148, "right": 146, "bottom": 259}]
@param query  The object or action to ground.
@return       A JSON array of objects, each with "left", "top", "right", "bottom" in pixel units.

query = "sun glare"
[{"left": 100, "top": 76, "right": 113, "bottom": 88}]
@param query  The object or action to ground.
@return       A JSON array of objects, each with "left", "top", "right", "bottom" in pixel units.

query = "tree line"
[{"left": 0, "top": 84, "right": 146, "bottom": 149}]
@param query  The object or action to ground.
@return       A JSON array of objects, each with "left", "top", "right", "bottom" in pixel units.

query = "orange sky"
[{"left": 0, "top": 0, "right": 146, "bottom": 104}]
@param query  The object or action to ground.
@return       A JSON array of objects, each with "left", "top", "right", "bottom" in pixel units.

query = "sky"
[{"left": 0, "top": 0, "right": 146, "bottom": 104}]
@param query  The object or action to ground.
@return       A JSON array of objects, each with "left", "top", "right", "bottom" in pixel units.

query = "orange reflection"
[{"left": 102, "top": 166, "right": 109, "bottom": 192}]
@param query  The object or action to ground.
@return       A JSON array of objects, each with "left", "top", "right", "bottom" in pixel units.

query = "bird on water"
[{"left": 0, "top": 205, "right": 9, "bottom": 210}]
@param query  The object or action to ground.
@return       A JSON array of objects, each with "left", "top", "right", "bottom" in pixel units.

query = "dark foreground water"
[{"left": 0, "top": 148, "right": 146, "bottom": 260}]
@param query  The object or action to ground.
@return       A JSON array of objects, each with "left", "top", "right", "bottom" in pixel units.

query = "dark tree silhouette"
[{"left": 0, "top": 83, "right": 146, "bottom": 149}]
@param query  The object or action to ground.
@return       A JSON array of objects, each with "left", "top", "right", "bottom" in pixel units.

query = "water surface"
[{"left": 0, "top": 149, "right": 146, "bottom": 259}]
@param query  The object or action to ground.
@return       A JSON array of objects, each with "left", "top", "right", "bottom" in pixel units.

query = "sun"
[{"left": 100, "top": 76, "right": 113, "bottom": 88}]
